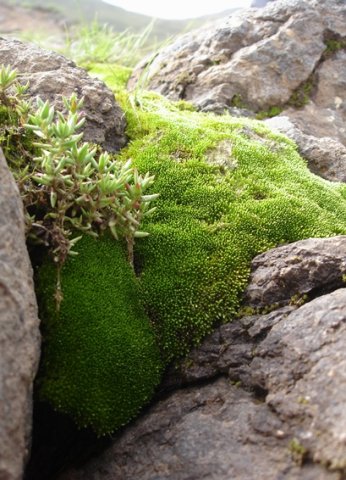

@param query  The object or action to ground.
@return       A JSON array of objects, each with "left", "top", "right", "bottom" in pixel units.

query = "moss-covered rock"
[
  {"left": 36, "top": 235, "right": 163, "bottom": 435},
  {"left": 35, "top": 63, "right": 346, "bottom": 433},
  {"left": 101, "top": 80, "right": 346, "bottom": 362}
]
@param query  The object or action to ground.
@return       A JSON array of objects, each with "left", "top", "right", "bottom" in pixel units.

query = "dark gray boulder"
[
  {"left": 57, "top": 378, "right": 341, "bottom": 480},
  {"left": 0, "top": 37, "right": 127, "bottom": 152},
  {"left": 0, "top": 149, "right": 40, "bottom": 480},
  {"left": 57, "top": 236, "right": 346, "bottom": 478}
]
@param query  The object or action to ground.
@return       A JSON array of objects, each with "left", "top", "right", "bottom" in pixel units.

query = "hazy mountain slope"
[{"left": 9, "top": 0, "right": 239, "bottom": 40}]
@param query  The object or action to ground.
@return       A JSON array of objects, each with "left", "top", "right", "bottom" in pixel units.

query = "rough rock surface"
[
  {"left": 0, "top": 149, "right": 40, "bottom": 480},
  {"left": 244, "top": 235, "right": 346, "bottom": 307},
  {"left": 265, "top": 116, "right": 346, "bottom": 182},
  {"left": 129, "top": 0, "right": 346, "bottom": 179},
  {"left": 285, "top": 50, "right": 346, "bottom": 146},
  {"left": 0, "top": 37, "right": 127, "bottom": 152},
  {"left": 57, "top": 236, "right": 346, "bottom": 479},
  {"left": 130, "top": 0, "right": 345, "bottom": 113}
]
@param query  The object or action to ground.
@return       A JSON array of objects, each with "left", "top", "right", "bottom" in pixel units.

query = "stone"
[
  {"left": 265, "top": 116, "right": 346, "bottom": 182},
  {"left": 0, "top": 37, "right": 127, "bottom": 152},
  {"left": 283, "top": 50, "right": 346, "bottom": 146},
  {"left": 56, "top": 236, "right": 346, "bottom": 479},
  {"left": 56, "top": 377, "right": 340, "bottom": 480},
  {"left": 129, "top": 0, "right": 346, "bottom": 152},
  {"left": 129, "top": 0, "right": 330, "bottom": 109},
  {"left": 243, "top": 236, "right": 346, "bottom": 308},
  {"left": 0, "top": 148, "right": 40, "bottom": 480},
  {"left": 249, "top": 288, "right": 346, "bottom": 470}
]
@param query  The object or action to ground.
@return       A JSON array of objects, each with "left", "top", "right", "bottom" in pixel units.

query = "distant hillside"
[{"left": 9, "top": 0, "right": 239, "bottom": 41}]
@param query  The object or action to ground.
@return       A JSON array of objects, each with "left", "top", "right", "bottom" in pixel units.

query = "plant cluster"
[
  {"left": 0, "top": 65, "right": 158, "bottom": 275},
  {"left": 6, "top": 53, "right": 346, "bottom": 437},
  {"left": 108, "top": 87, "right": 346, "bottom": 362},
  {"left": 62, "top": 20, "right": 155, "bottom": 69},
  {"left": 37, "top": 235, "right": 163, "bottom": 435}
]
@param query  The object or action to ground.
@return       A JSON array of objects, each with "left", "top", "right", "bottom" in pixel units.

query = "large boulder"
[
  {"left": 129, "top": 0, "right": 346, "bottom": 180},
  {"left": 129, "top": 0, "right": 345, "bottom": 114},
  {"left": 56, "top": 236, "right": 346, "bottom": 479},
  {"left": 0, "top": 149, "right": 40, "bottom": 480},
  {"left": 0, "top": 37, "right": 127, "bottom": 152}
]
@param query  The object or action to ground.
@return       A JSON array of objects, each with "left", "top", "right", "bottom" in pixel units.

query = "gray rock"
[
  {"left": 282, "top": 50, "right": 346, "bottom": 149},
  {"left": 162, "top": 306, "right": 296, "bottom": 389},
  {"left": 250, "top": 288, "right": 346, "bottom": 470},
  {"left": 0, "top": 149, "right": 40, "bottom": 480},
  {"left": 57, "top": 236, "right": 346, "bottom": 479},
  {"left": 265, "top": 116, "right": 346, "bottom": 182},
  {"left": 130, "top": 0, "right": 340, "bottom": 109},
  {"left": 58, "top": 377, "right": 341, "bottom": 480},
  {"left": 0, "top": 37, "right": 127, "bottom": 152},
  {"left": 130, "top": 0, "right": 346, "bottom": 151},
  {"left": 244, "top": 236, "right": 346, "bottom": 308}
]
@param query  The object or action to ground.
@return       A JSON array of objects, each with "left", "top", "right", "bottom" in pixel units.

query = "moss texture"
[
  {"left": 36, "top": 235, "right": 163, "bottom": 435},
  {"left": 35, "top": 62, "right": 346, "bottom": 434},
  {"left": 88, "top": 69, "right": 346, "bottom": 362}
]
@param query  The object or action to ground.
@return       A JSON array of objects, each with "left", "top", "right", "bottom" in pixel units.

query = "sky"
[{"left": 102, "top": 0, "right": 252, "bottom": 20}]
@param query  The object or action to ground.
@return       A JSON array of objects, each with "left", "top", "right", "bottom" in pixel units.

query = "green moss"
[
  {"left": 289, "top": 438, "right": 308, "bottom": 465},
  {"left": 87, "top": 62, "right": 132, "bottom": 93},
  {"left": 255, "top": 105, "right": 283, "bottom": 120},
  {"left": 85, "top": 64, "right": 346, "bottom": 362},
  {"left": 36, "top": 235, "right": 163, "bottom": 435},
  {"left": 108, "top": 91, "right": 346, "bottom": 362},
  {"left": 324, "top": 38, "right": 346, "bottom": 54},
  {"left": 230, "top": 94, "right": 247, "bottom": 109},
  {"left": 287, "top": 77, "right": 315, "bottom": 108}
]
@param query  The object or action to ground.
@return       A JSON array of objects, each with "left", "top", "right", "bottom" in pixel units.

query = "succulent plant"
[{"left": 0, "top": 65, "right": 158, "bottom": 275}]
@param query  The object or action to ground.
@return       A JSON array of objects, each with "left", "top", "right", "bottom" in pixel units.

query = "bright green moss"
[
  {"left": 85, "top": 76, "right": 346, "bottom": 362},
  {"left": 36, "top": 235, "right": 163, "bottom": 435},
  {"left": 84, "top": 64, "right": 346, "bottom": 361},
  {"left": 85, "top": 65, "right": 346, "bottom": 361},
  {"left": 87, "top": 62, "right": 132, "bottom": 92}
]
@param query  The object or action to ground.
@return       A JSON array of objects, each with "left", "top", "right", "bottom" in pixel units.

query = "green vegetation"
[
  {"left": 287, "top": 76, "right": 315, "bottom": 108},
  {"left": 324, "top": 38, "right": 346, "bottom": 54},
  {"left": 289, "top": 438, "right": 308, "bottom": 465},
  {"left": 0, "top": 64, "right": 162, "bottom": 435},
  {"left": 4, "top": 17, "right": 346, "bottom": 434},
  {"left": 0, "top": 66, "right": 158, "bottom": 279},
  {"left": 37, "top": 235, "right": 163, "bottom": 435},
  {"left": 62, "top": 21, "right": 155, "bottom": 69},
  {"left": 255, "top": 105, "right": 283, "bottom": 120},
  {"left": 230, "top": 94, "right": 247, "bottom": 110},
  {"left": 90, "top": 70, "right": 346, "bottom": 361}
]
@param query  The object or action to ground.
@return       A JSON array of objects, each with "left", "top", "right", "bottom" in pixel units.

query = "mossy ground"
[
  {"left": 86, "top": 64, "right": 346, "bottom": 361},
  {"left": 35, "top": 61, "right": 346, "bottom": 434},
  {"left": 36, "top": 235, "right": 163, "bottom": 435}
]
